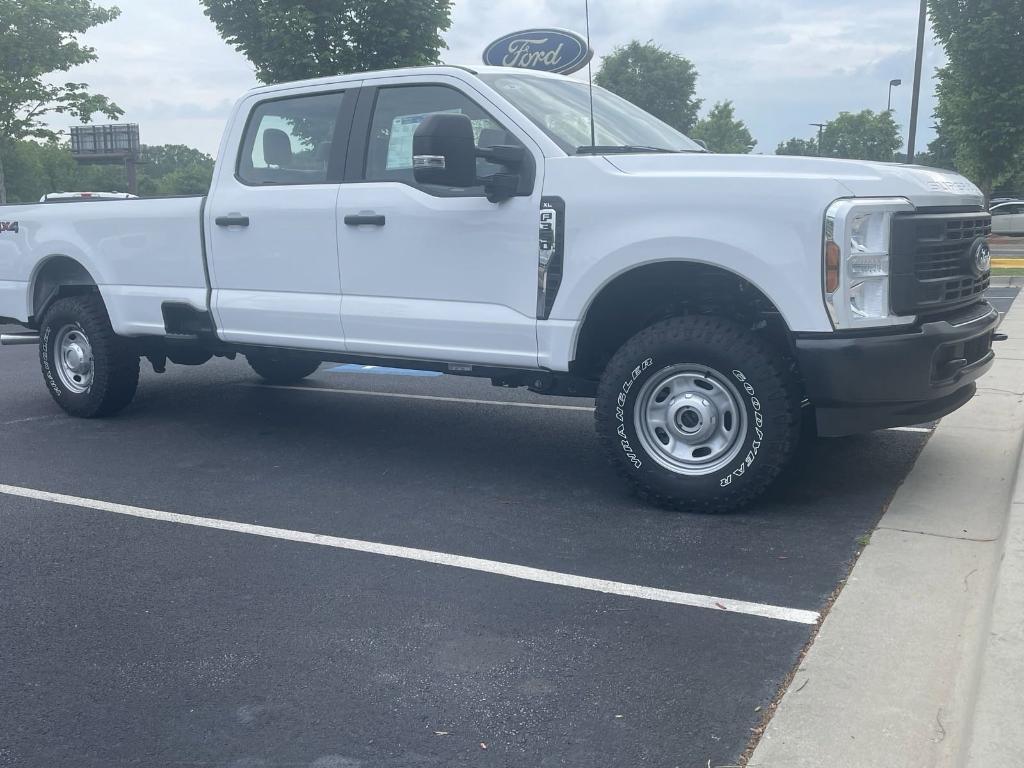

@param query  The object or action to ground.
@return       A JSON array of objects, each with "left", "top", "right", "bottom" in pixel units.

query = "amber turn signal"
[{"left": 824, "top": 241, "right": 841, "bottom": 294}]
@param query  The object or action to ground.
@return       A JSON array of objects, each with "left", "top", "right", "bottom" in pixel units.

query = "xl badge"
[
  {"left": 970, "top": 238, "right": 991, "bottom": 275},
  {"left": 0, "top": 221, "right": 18, "bottom": 234}
]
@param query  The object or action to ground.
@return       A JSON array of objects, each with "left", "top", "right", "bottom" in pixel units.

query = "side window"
[
  {"left": 364, "top": 84, "right": 522, "bottom": 195},
  {"left": 238, "top": 91, "right": 346, "bottom": 186}
]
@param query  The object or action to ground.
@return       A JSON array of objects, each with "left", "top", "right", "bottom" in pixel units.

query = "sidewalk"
[{"left": 748, "top": 287, "right": 1024, "bottom": 767}]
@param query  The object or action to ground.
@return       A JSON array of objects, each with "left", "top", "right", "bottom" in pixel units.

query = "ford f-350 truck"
[{"left": 0, "top": 65, "right": 999, "bottom": 511}]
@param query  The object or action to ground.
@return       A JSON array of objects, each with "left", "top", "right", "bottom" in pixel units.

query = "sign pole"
[{"left": 906, "top": 0, "right": 927, "bottom": 164}]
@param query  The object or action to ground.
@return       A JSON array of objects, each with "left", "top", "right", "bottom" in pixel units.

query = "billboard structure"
[{"left": 69, "top": 124, "right": 141, "bottom": 195}]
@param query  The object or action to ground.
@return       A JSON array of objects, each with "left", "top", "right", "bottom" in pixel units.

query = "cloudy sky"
[{"left": 48, "top": 0, "right": 945, "bottom": 157}]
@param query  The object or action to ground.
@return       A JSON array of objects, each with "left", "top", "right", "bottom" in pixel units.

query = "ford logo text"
[{"left": 482, "top": 28, "right": 593, "bottom": 75}]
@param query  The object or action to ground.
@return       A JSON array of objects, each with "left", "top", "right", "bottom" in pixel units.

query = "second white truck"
[{"left": 0, "top": 65, "right": 1000, "bottom": 511}]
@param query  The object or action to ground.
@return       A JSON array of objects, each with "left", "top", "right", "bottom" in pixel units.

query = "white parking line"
[
  {"left": 0, "top": 483, "right": 820, "bottom": 625},
  {"left": 246, "top": 383, "right": 596, "bottom": 411},
  {"left": 887, "top": 426, "right": 933, "bottom": 434}
]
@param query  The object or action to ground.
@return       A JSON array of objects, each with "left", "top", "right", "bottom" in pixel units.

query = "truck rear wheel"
[
  {"left": 39, "top": 294, "right": 140, "bottom": 418},
  {"left": 246, "top": 351, "right": 321, "bottom": 384},
  {"left": 595, "top": 315, "right": 800, "bottom": 513}
]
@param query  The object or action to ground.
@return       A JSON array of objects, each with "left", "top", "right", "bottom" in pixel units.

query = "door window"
[
  {"left": 363, "top": 85, "right": 522, "bottom": 195},
  {"left": 237, "top": 91, "right": 347, "bottom": 186}
]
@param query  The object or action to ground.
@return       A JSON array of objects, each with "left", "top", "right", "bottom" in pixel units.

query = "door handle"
[
  {"left": 215, "top": 215, "right": 250, "bottom": 227},
  {"left": 344, "top": 214, "right": 386, "bottom": 227}
]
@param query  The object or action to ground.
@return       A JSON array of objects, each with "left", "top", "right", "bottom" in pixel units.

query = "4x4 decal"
[{"left": 0, "top": 221, "right": 18, "bottom": 234}]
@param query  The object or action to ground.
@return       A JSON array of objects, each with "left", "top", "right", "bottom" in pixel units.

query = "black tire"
[
  {"left": 39, "top": 294, "right": 140, "bottom": 418},
  {"left": 246, "top": 351, "right": 321, "bottom": 384},
  {"left": 595, "top": 315, "right": 801, "bottom": 513}
]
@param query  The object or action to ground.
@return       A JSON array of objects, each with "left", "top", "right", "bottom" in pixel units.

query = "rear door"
[
  {"left": 206, "top": 86, "right": 358, "bottom": 350},
  {"left": 334, "top": 76, "right": 544, "bottom": 368}
]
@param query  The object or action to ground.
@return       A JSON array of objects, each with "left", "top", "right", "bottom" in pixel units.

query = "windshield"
[{"left": 478, "top": 72, "right": 704, "bottom": 154}]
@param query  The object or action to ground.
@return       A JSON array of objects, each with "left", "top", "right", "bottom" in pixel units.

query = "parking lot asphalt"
[{"left": 0, "top": 289, "right": 1013, "bottom": 768}]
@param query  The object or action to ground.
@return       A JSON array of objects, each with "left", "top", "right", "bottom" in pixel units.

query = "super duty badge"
[{"left": 0, "top": 221, "right": 18, "bottom": 234}]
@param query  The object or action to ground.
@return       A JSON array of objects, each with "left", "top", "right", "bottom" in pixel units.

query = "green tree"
[
  {"left": 691, "top": 101, "right": 756, "bottom": 154},
  {"left": 775, "top": 110, "right": 901, "bottom": 161},
  {"left": 913, "top": 124, "right": 958, "bottom": 171},
  {"left": 775, "top": 137, "right": 819, "bottom": 157},
  {"left": 200, "top": 0, "right": 453, "bottom": 84},
  {"left": 819, "top": 110, "right": 902, "bottom": 161},
  {"left": 0, "top": 140, "right": 215, "bottom": 202},
  {"left": 0, "top": 0, "right": 123, "bottom": 203},
  {"left": 594, "top": 40, "right": 702, "bottom": 134},
  {"left": 930, "top": 0, "right": 1024, "bottom": 198}
]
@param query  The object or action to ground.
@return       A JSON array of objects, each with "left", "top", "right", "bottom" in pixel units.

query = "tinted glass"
[{"left": 238, "top": 91, "right": 345, "bottom": 185}]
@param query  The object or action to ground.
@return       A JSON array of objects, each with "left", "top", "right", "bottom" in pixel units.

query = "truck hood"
[{"left": 603, "top": 153, "right": 985, "bottom": 209}]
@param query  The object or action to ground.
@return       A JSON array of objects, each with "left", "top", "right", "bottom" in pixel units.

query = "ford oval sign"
[{"left": 482, "top": 29, "right": 593, "bottom": 75}]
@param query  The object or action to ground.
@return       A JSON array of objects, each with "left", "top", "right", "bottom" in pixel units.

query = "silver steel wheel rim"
[
  {"left": 54, "top": 324, "right": 95, "bottom": 394},
  {"left": 633, "top": 364, "right": 747, "bottom": 476}
]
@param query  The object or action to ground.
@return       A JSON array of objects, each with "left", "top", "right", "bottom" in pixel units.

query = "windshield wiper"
[{"left": 576, "top": 145, "right": 679, "bottom": 155}]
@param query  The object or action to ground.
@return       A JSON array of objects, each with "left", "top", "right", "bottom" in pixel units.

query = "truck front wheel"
[
  {"left": 246, "top": 351, "right": 321, "bottom": 384},
  {"left": 595, "top": 315, "right": 800, "bottom": 512},
  {"left": 39, "top": 294, "right": 140, "bottom": 418}
]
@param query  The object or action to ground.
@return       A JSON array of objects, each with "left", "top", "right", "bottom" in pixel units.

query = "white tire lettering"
[
  {"left": 718, "top": 368, "right": 766, "bottom": 487},
  {"left": 614, "top": 357, "right": 653, "bottom": 469}
]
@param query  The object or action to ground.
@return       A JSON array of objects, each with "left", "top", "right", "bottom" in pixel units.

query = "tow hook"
[
  {"left": 0, "top": 333, "right": 40, "bottom": 346},
  {"left": 994, "top": 333, "right": 1009, "bottom": 342}
]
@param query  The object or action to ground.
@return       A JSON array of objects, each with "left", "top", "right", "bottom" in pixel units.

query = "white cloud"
[{"left": 47, "top": 0, "right": 943, "bottom": 156}]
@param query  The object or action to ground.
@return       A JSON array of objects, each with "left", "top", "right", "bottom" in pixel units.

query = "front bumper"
[{"left": 795, "top": 302, "right": 999, "bottom": 436}]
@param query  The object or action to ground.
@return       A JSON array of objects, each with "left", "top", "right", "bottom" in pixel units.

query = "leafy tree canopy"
[
  {"left": 691, "top": 101, "right": 756, "bottom": 154},
  {"left": 200, "top": 0, "right": 453, "bottom": 83},
  {"left": 594, "top": 40, "right": 702, "bottom": 134},
  {"left": 929, "top": 0, "right": 1024, "bottom": 197},
  {"left": 775, "top": 137, "right": 819, "bottom": 157},
  {"left": 0, "top": 0, "right": 123, "bottom": 202},
  {"left": 775, "top": 110, "right": 902, "bottom": 161}
]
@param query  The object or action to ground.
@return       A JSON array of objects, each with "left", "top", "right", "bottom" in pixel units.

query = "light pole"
[
  {"left": 906, "top": 0, "right": 927, "bottom": 163},
  {"left": 888, "top": 78, "right": 902, "bottom": 112},
  {"left": 810, "top": 122, "right": 826, "bottom": 156}
]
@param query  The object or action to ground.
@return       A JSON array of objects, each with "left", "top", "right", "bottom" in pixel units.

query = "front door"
[
  {"left": 207, "top": 87, "right": 357, "bottom": 350},
  {"left": 335, "top": 78, "right": 543, "bottom": 368}
]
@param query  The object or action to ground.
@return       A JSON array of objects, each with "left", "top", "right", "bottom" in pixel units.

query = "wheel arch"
[
  {"left": 570, "top": 259, "right": 796, "bottom": 380},
  {"left": 29, "top": 255, "right": 101, "bottom": 325}
]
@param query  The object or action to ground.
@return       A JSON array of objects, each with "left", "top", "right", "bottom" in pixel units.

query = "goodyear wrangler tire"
[
  {"left": 39, "top": 294, "right": 140, "bottom": 418},
  {"left": 595, "top": 315, "right": 800, "bottom": 512}
]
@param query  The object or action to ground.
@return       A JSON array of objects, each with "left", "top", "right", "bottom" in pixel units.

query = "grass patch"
[{"left": 992, "top": 267, "right": 1024, "bottom": 276}]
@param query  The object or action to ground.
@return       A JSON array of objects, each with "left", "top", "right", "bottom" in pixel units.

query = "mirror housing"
[{"left": 412, "top": 113, "right": 477, "bottom": 188}]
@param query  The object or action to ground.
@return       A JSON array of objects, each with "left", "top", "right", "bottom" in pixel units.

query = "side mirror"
[{"left": 412, "top": 113, "right": 477, "bottom": 188}]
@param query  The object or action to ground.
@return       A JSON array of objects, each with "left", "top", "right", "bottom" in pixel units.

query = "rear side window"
[{"left": 237, "top": 91, "right": 346, "bottom": 186}]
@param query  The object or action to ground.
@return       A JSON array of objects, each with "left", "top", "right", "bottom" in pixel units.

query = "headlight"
[{"left": 823, "top": 198, "right": 916, "bottom": 329}]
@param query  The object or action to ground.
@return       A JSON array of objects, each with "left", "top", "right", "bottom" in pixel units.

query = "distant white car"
[
  {"left": 991, "top": 201, "right": 1024, "bottom": 236},
  {"left": 39, "top": 192, "right": 137, "bottom": 203}
]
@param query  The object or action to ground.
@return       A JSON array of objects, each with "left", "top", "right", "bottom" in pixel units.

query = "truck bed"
[{"left": 0, "top": 196, "right": 209, "bottom": 335}]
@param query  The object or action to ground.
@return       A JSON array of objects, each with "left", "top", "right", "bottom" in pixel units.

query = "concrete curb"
[{"left": 748, "top": 296, "right": 1024, "bottom": 767}]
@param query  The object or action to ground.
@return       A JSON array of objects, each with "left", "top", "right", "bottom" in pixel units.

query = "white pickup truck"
[{"left": 0, "top": 65, "right": 1000, "bottom": 511}]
